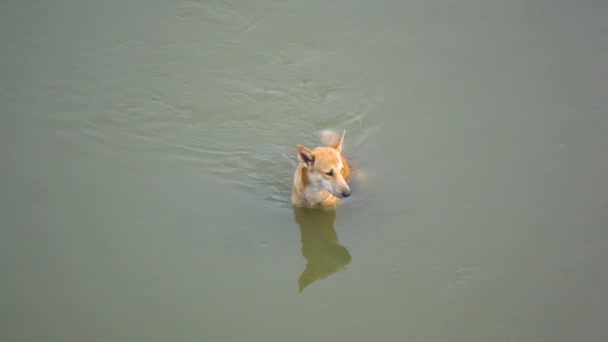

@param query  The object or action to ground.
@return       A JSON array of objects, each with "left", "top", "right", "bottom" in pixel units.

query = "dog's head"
[{"left": 296, "top": 131, "right": 351, "bottom": 198}]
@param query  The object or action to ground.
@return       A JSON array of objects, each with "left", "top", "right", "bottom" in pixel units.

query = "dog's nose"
[{"left": 342, "top": 189, "right": 351, "bottom": 198}]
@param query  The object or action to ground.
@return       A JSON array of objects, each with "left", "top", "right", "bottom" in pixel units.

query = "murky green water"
[{"left": 2, "top": 0, "right": 607, "bottom": 341}]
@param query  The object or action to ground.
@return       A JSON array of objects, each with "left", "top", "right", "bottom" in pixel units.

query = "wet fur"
[{"left": 291, "top": 130, "right": 351, "bottom": 207}]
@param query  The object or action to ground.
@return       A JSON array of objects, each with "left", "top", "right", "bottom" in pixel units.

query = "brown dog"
[{"left": 291, "top": 131, "right": 351, "bottom": 207}]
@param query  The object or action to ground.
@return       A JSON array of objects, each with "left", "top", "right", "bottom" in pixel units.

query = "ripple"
[
  {"left": 46, "top": 37, "right": 381, "bottom": 210},
  {"left": 447, "top": 267, "right": 481, "bottom": 289}
]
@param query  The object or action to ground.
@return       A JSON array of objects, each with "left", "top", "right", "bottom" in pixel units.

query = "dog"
[{"left": 291, "top": 130, "right": 351, "bottom": 207}]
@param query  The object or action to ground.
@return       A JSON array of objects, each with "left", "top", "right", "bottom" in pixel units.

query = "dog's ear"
[
  {"left": 332, "top": 130, "right": 346, "bottom": 153},
  {"left": 296, "top": 145, "right": 315, "bottom": 167}
]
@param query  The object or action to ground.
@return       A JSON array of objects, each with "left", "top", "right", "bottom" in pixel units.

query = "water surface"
[{"left": 1, "top": 0, "right": 607, "bottom": 341}]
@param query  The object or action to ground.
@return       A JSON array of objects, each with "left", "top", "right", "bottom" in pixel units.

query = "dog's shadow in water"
[{"left": 293, "top": 207, "right": 352, "bottom": 292}]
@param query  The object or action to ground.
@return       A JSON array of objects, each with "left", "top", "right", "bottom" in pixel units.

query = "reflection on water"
[{"left": 293, "top": 207, "right": 351, "bottom": 292}]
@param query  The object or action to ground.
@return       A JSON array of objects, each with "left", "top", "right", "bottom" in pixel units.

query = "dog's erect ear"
[
  {"left": 332, "top": 130, "right": 346, "bottom": 153},
  {"left": 296, "top": 145, "right": 315, "bottom": 167}
]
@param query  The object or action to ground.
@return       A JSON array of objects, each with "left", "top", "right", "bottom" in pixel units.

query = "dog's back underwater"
[{"left": 291, "top": 130, "right": 351, "bottom": 207}]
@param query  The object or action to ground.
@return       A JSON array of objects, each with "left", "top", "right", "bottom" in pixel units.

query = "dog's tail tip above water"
[{"left": 320, "top": 130, "right": 344, "bottom": 147}]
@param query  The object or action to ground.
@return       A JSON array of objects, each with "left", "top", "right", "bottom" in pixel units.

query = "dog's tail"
[{"left": 320, "top": 130, "right": 341, "bottom": 147}]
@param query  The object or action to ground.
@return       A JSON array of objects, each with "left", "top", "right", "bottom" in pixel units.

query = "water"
[{"left": 1, "top": 0, "right": 607, "bottom": 341}]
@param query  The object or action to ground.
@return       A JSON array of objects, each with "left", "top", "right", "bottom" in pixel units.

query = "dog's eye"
[{"left": 325, "top": 170, "right": 334, "bottom": 176}]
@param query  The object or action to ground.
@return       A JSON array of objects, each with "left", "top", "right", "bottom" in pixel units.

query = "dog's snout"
[{"left": 342, "top": 189, "right": 351, "bottom": 198}]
